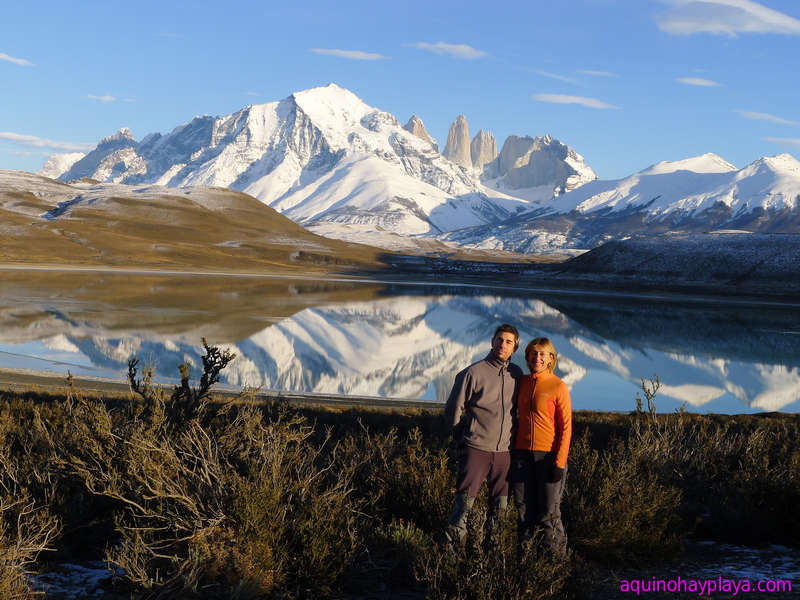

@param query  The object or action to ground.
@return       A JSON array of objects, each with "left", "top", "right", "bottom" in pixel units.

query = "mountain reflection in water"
[{"left": 1, "top": 273, "right": 798, "bottom": 413}]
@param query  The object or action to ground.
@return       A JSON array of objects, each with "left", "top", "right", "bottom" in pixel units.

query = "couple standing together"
[{"left": 444, "top": 324, "right": 572, "bottom": 557}]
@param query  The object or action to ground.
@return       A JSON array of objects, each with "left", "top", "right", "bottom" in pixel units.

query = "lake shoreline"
[
  {"left": 2, "top": 369, "right": 795, "bottom": 418},
  {"left": 3, "top": 260, "right": 800, "bottom": 307}
]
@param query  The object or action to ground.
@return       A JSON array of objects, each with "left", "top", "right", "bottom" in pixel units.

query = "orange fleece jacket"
[{"left": 514, "top": 371, "right": 572, "bottom": 468}]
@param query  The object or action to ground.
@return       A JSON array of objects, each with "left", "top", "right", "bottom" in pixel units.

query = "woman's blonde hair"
[{"left": 525, "top": 337, "right": 558, "bottom": 373}]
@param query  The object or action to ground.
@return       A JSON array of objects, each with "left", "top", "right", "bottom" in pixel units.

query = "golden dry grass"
[
  {"left": 0, "top": 183, "right": 390, "bottom": 273},
  {"left": 0, "top": 174, "right": 552, "bottom": 274}
]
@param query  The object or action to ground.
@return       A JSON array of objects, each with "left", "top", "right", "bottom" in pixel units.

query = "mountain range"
[
  {"left": 441, "top": 152, "right": 800, "bottom": 252},
  {"left": 38, "top": 84, "right": 800, "bottom": 254}
]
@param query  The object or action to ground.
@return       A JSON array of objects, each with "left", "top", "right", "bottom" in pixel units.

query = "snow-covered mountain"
[
  {"left": 45, "top": 84, "right": 602, "bottom": 249},
  {"left": 40, "top": 84, "right": 800, "bottom": 255},
  {"left": 440, "top": 152, "right": 800, "bottom": 253},
  {"left": 53, "top": 85, "right": 548, "bottom": 241}
]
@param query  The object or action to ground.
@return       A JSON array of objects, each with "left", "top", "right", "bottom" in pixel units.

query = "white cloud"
[
  {"left": 245, "top": 91, "right": 259, "bottom": 96},
  {"left": 408, "top": 42, "right": 487, "bottom": 60},
  {"left": 577, "top": 70, "right": 617, "bottom": 77},
  {"left": 533, "top": 94, "right": 619, "bottom": 110},
  {"left": 310, "top": 48, "right": 387, "bottom": 60},
  {"left": 765, "top": 137, "right": 800, "bottom": 147},
  {"left": 535, "top": 70, "right": 580, "bottom": 85},
  {"left": 0, "top": 52, "right": 33, "bottom": 66},
  {"left": 0, "top": 131, "right": 94, "bottom": 152},
  {"left": 677, "top": 77, "right": 721, "bottom": 86},
  {"left": 658, "top": 0, "right": 800, "bottom": 36},
  {"left": 1, "top": 149, "right": 44, "bottom": 157},
  {"left": 88, "top": 94, "right": 116, "bottom": 102},
  {"left": 735, "top": 110, "right": 798, "bottom": 126}
]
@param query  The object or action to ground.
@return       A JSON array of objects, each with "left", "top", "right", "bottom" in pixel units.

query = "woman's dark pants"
[{"left": 511, "top": 449, "right": 567, "bottom": 556}]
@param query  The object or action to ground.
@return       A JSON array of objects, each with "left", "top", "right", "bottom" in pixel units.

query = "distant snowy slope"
[
  {"left": 37, "top": 153, "right": 85, "bottom": 179},
  {"left": 45, "top": 83, "right": 800, "bottom": 256},
  {"left": 550, "top": 152, "right": 799, "bottom": 216},
  {"left": 440, "top": 153, "right": 800, "bottom": 253}
]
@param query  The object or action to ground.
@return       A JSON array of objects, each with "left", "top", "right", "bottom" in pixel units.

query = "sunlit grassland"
[{"left": 0, "top": 186, "right": 389, "bottom": 273}]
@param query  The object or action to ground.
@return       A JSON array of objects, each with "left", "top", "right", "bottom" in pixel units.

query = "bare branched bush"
[
  {"left": 127, "top": 337, "right": 235, "bottom": 429},
  {"left": 0, "top": 402, "right": 60, "bottom": 599},
  {"left": 48, "top": 343, "right": 375, "bottom": 599}
]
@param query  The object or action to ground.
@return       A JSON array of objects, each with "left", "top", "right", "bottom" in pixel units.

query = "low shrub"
[
  {"left": 1, "top": 364, "right": 797, "bottom": 598},
  {"left": 416, "top": 513, "right": 572, "bottom": 600},
  {"left": 0, "top": 401, "right": 60, "bottom": 600},
  {"left": 564, "top": 427, "right": 686, "bottom": 564}
]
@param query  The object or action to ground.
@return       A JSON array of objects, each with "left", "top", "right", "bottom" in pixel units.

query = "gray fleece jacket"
[{"left": 445, "top": 352, "right": 522, "bottom": 452}]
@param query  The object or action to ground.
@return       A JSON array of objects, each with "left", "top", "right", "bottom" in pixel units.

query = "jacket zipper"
[
  {"left": 497, "top": 365, "right": 504, "bottom": 451},
  {"left": 529, "top": 377, "right": 536, "bottom": 451}
]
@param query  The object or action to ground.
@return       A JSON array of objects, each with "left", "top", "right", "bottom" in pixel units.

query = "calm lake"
[{"left": 2, "top": 270, "right": 799, "bottom": 414}]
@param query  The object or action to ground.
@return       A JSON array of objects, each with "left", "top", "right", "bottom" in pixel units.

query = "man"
[{"left": 444, "top": 323, "right": 523, "bottom": 549}]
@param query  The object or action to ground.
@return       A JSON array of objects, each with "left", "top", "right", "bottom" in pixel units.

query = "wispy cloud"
[
  {"left": 0, "top": 131, "right": 94, "bottom": 152},
  {"left": 533, "top": 94, "right": 619, "bottom": 110},
  {"left": 657, "top": 0, "right": 800, "bottom": 36},
  {"left": 408, "top": 42, "right": 487, "bottom": 60},
  {"left": 88, "top": 94, "right": 116, "bottom": 102},
  {"left": 245, "top": 92, "right": 260, "bottom": 96},
  {"left": 1, "top": 149, "right": 43, "bottom": 157},
  {"left": 0, "top": 52, "right": 33, "bottom": 66},
  {"left": 577, "top": 69, "right": 617, "bottom": 77},
  {"left": 310, "top": 48, "right": 387, "bottom": 60},
  {"left": 737, "top": 110, "right": 798, "bottom": 125},
  {"left": 765, "top": 137, "right": 800, "bottom": 147},
  {"left": 535, "top": 70, "right": 580, "bottom": 85},
  {"left": 123, "top": 98, "right": 136, "bottom": 103},
  {"left": 677, "top": 77, "right": 721, "bottom": 87}
]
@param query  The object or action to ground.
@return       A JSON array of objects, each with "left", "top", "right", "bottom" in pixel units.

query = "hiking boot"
[{"left": 444, "top": 492, "right": 474, "bottom": 551}]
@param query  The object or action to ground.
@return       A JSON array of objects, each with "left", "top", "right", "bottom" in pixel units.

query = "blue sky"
[{"left": 2, "top": 0, "right": 799, "bottom": 179}]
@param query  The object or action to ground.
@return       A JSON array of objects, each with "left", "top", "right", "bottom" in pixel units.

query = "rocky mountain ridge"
[
  {"left": 470, "top": 129, "right": 497, "bottom": 171},
  {"left": 442, "top": 114, "right": 471, "bottom": 168}
]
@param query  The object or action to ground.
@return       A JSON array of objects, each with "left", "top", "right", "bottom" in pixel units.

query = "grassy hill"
[
  {"left": 0, "top": 171, "right": 391, "bottom": 273},
  {"left": 0, "top": 171, "right": 548, "bottom": 275}
]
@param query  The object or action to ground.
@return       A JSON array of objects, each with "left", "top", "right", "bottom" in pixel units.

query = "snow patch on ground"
[{"left": 32, "top": 561, "right": 113, "bottom": 599}]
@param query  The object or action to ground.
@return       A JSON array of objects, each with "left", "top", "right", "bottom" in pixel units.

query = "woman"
[{"left": 511, "top": 337, "right": 572, "bottom": 557}]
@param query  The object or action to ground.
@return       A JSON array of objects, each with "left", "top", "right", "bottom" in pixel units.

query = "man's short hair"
[{"left": 493, "top": 323, "right": 520, "bottom": 351}]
